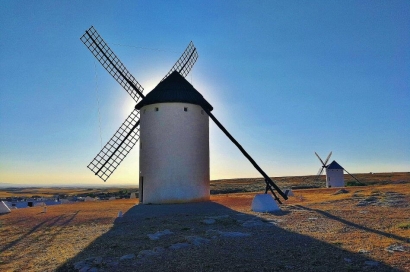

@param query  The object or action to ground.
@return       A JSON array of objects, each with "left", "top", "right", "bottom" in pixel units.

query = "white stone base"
[
  {"left": 285, "top": 189, "right": 294, "bottom": 197},
  {"left": 251, "top": 194, "right": 280, "bottom": 212}
]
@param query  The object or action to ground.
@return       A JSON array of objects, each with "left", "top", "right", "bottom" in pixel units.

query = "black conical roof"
[
  {"left": 327, "top": 160, "right": 344, "bottom": 169},
  {"left": 135, "top": 71, "right": 213, "bottom": 111}
]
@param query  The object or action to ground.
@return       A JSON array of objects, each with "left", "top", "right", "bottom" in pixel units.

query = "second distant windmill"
[{"left": 315, "top": 152, "right": 362, "bottom": 187}]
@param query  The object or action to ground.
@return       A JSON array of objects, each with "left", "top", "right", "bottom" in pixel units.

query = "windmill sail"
[
  {"left": 161, "top": 41, "right": 198, "bottom": 81},
  {"left": 80, "top": 26, "right": 144, "bottom": 102},
  {"left": 314, "top": 151, "right": 332, "bottom": 182},
  {"left": 323, "top": 151, "right": 332, "bottom": 166},
  {"left": 87, "top": 109, "right": 140, "bottom": 181}
]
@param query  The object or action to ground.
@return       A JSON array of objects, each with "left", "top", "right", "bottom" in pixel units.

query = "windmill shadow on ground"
[
  {"left": 56, "top": 201, "right": 395, "bottom": 271},
  {"left": 296, "top": 205, "right": 408, "bottom": 243}
]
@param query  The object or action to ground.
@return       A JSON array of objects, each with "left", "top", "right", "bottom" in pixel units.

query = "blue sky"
[{"left": 0, "top": 1, "right": 409, "bottom": 186}]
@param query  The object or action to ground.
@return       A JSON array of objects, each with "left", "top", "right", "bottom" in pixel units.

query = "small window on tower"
[
  {"left": 155, "top": 107, "right": 159, "bottom": 112},
  {"left": 201, "top": 110, "right": 204, "bottom": 115},
  {"left": 184, "top": 107, "right": 188, "bottom": 112}
]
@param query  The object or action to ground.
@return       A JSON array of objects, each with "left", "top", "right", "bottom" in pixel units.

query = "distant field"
[
  {"left": 211, "top": 172, "right": 409, "bottom": 194},
  {"left": 1, "top": 172, "right": 408, "bottom": 199}
]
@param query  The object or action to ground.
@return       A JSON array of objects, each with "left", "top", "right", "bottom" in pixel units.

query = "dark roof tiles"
[
  {"left": 135, "top": 71, "right": 213, "bottom": 111},
  {"left": 327, "top": 160, "right": 344, "bottom": 170}
]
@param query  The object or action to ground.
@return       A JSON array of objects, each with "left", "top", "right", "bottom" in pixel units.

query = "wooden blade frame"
[
  {"left": 87, "top": 109, "right": 140, "bottom": 181},
  {"left": 80, "top": 26, "right": 144, "bottom": 102},
  {"left": 315, "top": 152, "right": 325, "bottom": 166},
  {"left": 323, "top": 151, "right": 332, "bottom": 166},
  {"left": 161, "top": 41, "right": 198, "bottom": 81}
]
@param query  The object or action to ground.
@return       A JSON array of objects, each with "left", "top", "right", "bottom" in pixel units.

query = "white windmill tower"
[
  {"left": 81, "top": 26, "right": 288, "bottom": 204},
  {"left": 136, "top": 72, "right": 212, "bottom": 203},
  {"left": 315, "top": 152, "right": 362, "bottom": 188}
]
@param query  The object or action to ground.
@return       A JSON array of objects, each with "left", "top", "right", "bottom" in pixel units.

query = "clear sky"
[{"left": 0, "top": 1, "right": 409, "bottom": 187}]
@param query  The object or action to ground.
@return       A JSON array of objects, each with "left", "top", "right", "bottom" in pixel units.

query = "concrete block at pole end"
[{"left": 251, "top": 194, "right": 280, "bottom": 212}]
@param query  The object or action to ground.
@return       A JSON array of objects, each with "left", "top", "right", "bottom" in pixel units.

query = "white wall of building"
[
  {"left": 326, "top": 169, "right": 344, "bottom": 187},
  {"left": 139, "top": 102, "right": 210, "bottom": 204}
]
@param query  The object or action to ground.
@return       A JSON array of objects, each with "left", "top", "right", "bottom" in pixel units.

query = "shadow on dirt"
[
  {"left": 1, "top": 210, "right": 81, "bottom": 255},
  {"left": 1, "top": 215, "right": 64, "bottom": 253},
  {"left": 57, "top": 202, "right": 397, "bottom": 271},
  {"left": 296, "top": 205, "right": 409, "bottom": 243}
]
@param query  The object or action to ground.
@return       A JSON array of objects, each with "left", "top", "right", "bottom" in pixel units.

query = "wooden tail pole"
[
  {"left": 205, "top": 110, "right": 288, "bottom": 201},
  {"left": 344, "top": 169, "right": 365, "bottom": 186}
]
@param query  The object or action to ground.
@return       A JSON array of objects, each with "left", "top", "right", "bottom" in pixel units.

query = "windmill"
[
  {"left": 315, "top": 152, "right": 362, "bottom": 187},
  {"left": 81, "top": 26, "right": 287, "bottom": 204}
]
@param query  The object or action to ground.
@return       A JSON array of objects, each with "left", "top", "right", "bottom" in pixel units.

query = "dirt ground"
[{"left": 0, "top": 183, "right": 409, "bottom": 271}]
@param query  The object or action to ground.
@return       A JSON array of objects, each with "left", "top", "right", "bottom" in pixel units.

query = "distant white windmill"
[{"left": 314, "top": 152, "right": 362, "bottom": 188}]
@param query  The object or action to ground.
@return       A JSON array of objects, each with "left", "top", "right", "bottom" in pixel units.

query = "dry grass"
[{"left": 0, "top": 181, "right": 409, "bottom": 271}]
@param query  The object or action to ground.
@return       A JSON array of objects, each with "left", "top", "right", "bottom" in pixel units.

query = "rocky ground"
[{"left": 0, "top": 183, "right": 409, "bottom": 271}]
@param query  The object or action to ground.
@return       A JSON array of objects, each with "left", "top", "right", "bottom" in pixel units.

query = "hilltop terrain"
[{"left": 0, "top": 172, "right": 409, "bottom": 271}]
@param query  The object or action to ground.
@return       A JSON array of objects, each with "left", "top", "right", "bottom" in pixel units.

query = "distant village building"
[{"left": 0, "top": 201, "right": 11, "bottom": 214}]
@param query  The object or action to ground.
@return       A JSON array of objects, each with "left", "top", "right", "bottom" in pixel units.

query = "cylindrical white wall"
[
  {"left": 326, "top": 169, "right": 344, "bottom": 188},
  {"left": 139, "top": 102, "right": 210, "bottom": 204}
]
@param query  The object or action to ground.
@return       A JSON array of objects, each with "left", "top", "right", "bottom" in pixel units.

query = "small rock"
[
  {"left": 169, "top": 243, "right": 190, "bottom": 250},
  {"left": 386, "top": 244, "right": 408, "bottom": 253},
  {"left": 186, "top": 236, "right": 210, "bottom": 246},
  {"left": 358, "top": 249, "right": 369, "bottom": 254},
  {"left": 137, "top": 250, "right": 157, "bottom": 258},
  {"left": 202, "top": 219, "right": 216, "bottom": 225},
  {"left": 120, "top": 254, "right": 136, "bottom": 261},
  {"left": 74, "top": 261, "right": 87, "bottom": 270},
  {"left": 147, "top": 229, "right": 173, "bottom": 240},
  {"left": 153, "top": 247, "right": 165, "bottom": 253},
  {"left": 364, "top": 261, "right": 379, "bottom": 267}
]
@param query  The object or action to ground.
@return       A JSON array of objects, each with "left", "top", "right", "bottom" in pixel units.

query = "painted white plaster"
[
  {"left": 326, "top": 168, "right": 344, "bottom": 187},
  {"left": 251, "top": 194, "right": 280, "bottom": 212},
  {"left": 139, "top": 102, "right": 210, "bottom": 204}
]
